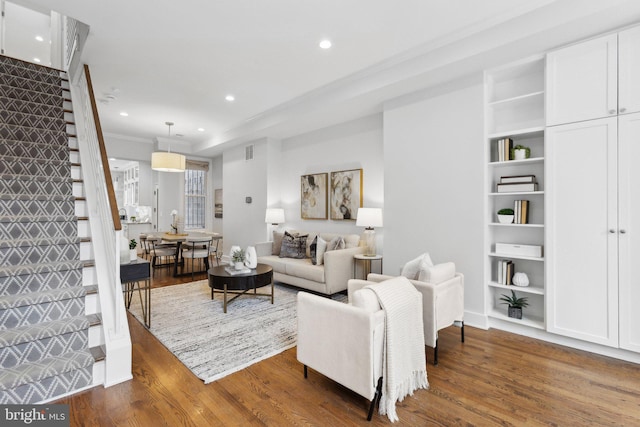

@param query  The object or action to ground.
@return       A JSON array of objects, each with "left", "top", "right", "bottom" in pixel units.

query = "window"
[{"left": 184, "top": 161, "right": 208, "bottom": 229}]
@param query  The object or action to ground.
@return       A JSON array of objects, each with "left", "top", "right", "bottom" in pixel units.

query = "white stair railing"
[{"left": 68, "top": 64, "right": 133, "bottom": 387}]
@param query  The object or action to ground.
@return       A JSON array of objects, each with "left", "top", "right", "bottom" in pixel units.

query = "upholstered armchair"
[
  {"left": 351, "top": 263, "right": 464, "bottom": 365},
  {"left": 297, "top": 289, "right": 385, "bottom": 420}
]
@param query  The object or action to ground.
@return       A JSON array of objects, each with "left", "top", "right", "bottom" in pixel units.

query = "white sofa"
[{"left": 255, "top": 230, "right": 365, "bottom": 295}]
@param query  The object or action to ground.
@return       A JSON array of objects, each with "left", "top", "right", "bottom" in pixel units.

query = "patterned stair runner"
[{"left": 0, "top": 55, "right": 93, "bottom": 403}]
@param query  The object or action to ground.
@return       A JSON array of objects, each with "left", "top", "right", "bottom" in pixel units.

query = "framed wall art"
[
  {"left": 330, "top": 169, "right": 362, "bottom": 220},
  {"left": 301, "top": 173, "right": 328, "bottom": 219}
]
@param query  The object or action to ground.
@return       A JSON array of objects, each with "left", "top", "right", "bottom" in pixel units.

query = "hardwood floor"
[{"left": 57, "top": 265, "right": 640, "bottom": 426}]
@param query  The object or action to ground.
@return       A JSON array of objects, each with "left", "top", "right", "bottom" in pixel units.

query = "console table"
[{"left": 120, "top": 257, "right": 151, "bottom": 328}]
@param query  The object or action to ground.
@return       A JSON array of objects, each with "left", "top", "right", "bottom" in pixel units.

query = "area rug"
[{"left": 127, "top": 280, "right": 345, "bottom": 383}]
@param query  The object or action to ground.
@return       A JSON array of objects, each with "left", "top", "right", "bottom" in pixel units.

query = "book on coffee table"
[{"left": 224, "top": 266, "right": 252, "bottom": 275}]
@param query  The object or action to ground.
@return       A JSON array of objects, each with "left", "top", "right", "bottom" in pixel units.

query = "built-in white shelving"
[{"left": 485, "top": 55, "right": 546, "bottom": 330}]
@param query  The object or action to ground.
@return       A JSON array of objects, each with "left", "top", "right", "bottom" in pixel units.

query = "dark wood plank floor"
[{"left": 57, "top": 262, "right": 640, "bottom": 426}]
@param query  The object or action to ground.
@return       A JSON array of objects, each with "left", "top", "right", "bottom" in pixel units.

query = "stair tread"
[
  {"left": 0, "top": 122, "right": 67, "bottom": 135},
  {"left": 0, "top": 174, "right": 72, "bottom": 183},
  {"left": 0, "top": 139, "right": 70, "bottom": 152},
  {"left": 84, "top": 285, "right": 98, "bottom": 296},
  {"left": 90, "top": 346, "right": 105, "bottom": 363},
  {"left": 86, "top": 313, "right": 101, "bottom": 327},
  {"left": 0, "top": 315, "right": 89, "bottom": 350},
  {"left": 0, "top": 215, "right": 78, "bottom": 223},
  {"left": 0, "top": 286, "right": 86, "bottom": 311},
  {"left": 0, "top": 348, "right": 93, "bottom": 391},
  {"left": 0, "top": 155, "right": 70, "bottom": 165},
  {"left": 0, "top": 236, "right": 82, "bottom": 248},
  {"left": 0, "top": 260, "right": 84, "bottom": 279},
  {"left": 0, "top": 193, "right": 75, "bottom": 201}
]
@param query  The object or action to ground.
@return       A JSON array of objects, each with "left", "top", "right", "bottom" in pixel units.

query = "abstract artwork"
[
  {"left": 301, "top": 173, "right": 328, "bottom": 219},
  {"left": 330, "top": 169, "right": 362, "bottom": 220}
]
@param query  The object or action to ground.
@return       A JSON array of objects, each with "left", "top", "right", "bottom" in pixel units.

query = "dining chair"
[
  {"left": 181, "top": 236, "right": 212, "bottom": 280},
  {"left": 147, "top": 236, "right": 178, "bottom": 274}
]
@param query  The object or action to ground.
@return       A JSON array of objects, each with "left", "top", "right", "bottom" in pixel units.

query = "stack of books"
[
  {"left": 497, "top": 138, "right": 513, "bottom": 161},
  {"left": 224, "top": 266, "right": 252, "bottom": 275},
  {"left": 497, "top": 260, "right": 514, "bottom": 285},
  {"left": 514, "top": 200, "right": 530, "bottom": 224},
  {"left": 497, "top": 175, "right": 538, "bottom": 193}
]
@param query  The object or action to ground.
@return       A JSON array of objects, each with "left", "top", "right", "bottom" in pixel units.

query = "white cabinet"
[
  {"left": 546, "top": 118, "right": 618, "bottom": 346},
  {"left": 618, "top": 112, "right": 640, "bottom": 352},
  {"left": 485, "top": 56, "right": 546, "bottom": 329},
  {"left": 546, "top": 25, "right": 640, "bottom": 127},
  {"left": 546, "top": 112, "right": 640, "bottom": 350}
]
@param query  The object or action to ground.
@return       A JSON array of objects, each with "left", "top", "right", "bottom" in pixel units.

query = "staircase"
[{"left": 0, "top": 55, "right": 104, "bottom": 403}]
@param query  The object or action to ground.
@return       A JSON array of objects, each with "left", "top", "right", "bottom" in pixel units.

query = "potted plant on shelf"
[
  {"left": 232, "top": 248, "right": 246, "bottom": 270},
  {"left": 511, "top": 144, "right": 531, "bottom": 160},
  {"left": 129, "top": 239, "right": 138, "bottom": 261},
  {"left": 497, "top": 208, "right": 514, "bottom": 224},
  {"left": 500, "top": 290, "right": 529, "bottom": 319}
]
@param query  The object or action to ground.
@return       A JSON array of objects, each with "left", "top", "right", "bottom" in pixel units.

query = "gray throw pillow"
[
  {"left": 327, "top": 236, "right": 345, "bottom": 252},
  {"left": 272, "top": 230, "right": 285, "bottom": 255},
  {"left": 279, "top": 231, "right": 308, "bottom": 259}
]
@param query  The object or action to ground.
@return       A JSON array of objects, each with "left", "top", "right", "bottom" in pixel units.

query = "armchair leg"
[
  {"left": 304, "top": 365, "right": 308, "bottom": 379},
  {"left": 367, "top": 377, "right": 383, "bottom": 421},
  {"left": 461, "top": 321, "right": 465, "bottom": 343},
  {"left": 433, "top": 340, "right": 438, "bottom": 366}
]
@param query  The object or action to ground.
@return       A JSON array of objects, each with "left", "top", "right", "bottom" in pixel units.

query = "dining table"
[{"left": 148, "top": 231, "right": 222, "bottom": 277}]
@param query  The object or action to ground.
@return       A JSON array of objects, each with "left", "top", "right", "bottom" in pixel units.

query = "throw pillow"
[
  {"left": 417, "top": 262, "right": 456, "bottom": 284},
  {"left": 279, "top": 231, "right": 308, "bottom": 259},
  {"left": 272, "top": 230, "right": 285, "bottom": 256},
  {"left": 327, "top": 236, "right": 345, "bottom": 252},
  {"left": 401, "top": 253, "right": 434, "bottom": 280},
  {"left": 310, "top": 236, "right": 318, "bottom": 263},
  {"left": 315, "top": 236, "right": 328, "bottom": 265}
]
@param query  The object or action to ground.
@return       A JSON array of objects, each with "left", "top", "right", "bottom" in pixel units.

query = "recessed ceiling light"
[
  {"left": 225, "top": 94, "right": 235, "bottom": 102},
  {"left": 33, "top": 58, "right": 41, "bottom": 63},
  {"left": 35, "top": 36, "right": 44, "bottom": 42},
  {"left": 197, "top": 128, "right": 205, "bottom": 132},
  {"left": 120, "top": 112, "right": 129, "bottom": 117},
  {"left": 109, "top": 158, "right": 116, "bottom": 161},
  {"left": 319, "top": 39, "right": 332, "bottom": 49}
]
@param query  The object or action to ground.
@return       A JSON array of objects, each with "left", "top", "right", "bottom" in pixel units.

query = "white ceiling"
[{"left": 10, "top": 0, "right": 640, "bottom": 157}]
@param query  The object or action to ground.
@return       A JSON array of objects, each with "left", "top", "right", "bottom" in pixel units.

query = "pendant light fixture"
[{"left": 151, "top": 121, "right": 186, "bottom": 172}]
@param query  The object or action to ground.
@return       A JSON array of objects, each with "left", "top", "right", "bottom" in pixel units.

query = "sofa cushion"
[
  {"left": 310, "top": 235, "right": 328, "bottom": 266},
  {"left": 285, "top": 258, "right": 325, "bottom": 283},
  {"left": 257, "top": 255, "right": 289, "bottom": 274},
  {"left": 280, "top": 231, "right": 308, "bottom": 259},
  {"left": 417, "top": 262, "right": 456, "bottom": 284},
  {"left": 327, "top": 236, "right": 345, "bottom": 251},
  {"left": 401, "top": 253, "right": 433, "bottom": 280},
  {"left": 343, "top": 234, "right": 360, "bottom": 249},
  {"left": 352, "top": 288, "right": 381, "bottom": 313},
  {"left": 272, "top": 230, "right": 285, "bottom": 256}
]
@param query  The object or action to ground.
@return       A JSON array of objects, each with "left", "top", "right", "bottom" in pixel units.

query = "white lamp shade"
[
  {"left": 151, "top": 151, "right": 186, "bottom": 172},
  {"left": 265, "top": 208, "right": 285, "bottom": 224},
  {"left": 356, "top": 208, "right": 383, "bottom": 228}
]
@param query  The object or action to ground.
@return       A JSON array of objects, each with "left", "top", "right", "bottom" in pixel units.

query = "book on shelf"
[
  {"left": 498, "top": 259, "right": 514, "bottom": 285},
  {"left": 496, "top": 182, "right": 538, "bottom": 193},
  {"left": 497, "top": 138, "right": 513, "bottom": 162},
  {"left": 500, "top": 175, "right": 536, "bottom": 184},
  {"left": 514, "top": 200, "right": 529, "bottom": 224}
]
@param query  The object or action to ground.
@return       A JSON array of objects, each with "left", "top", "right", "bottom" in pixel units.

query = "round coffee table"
[{"left": 208, "top": 263, "right": 274, "bottom": 313}]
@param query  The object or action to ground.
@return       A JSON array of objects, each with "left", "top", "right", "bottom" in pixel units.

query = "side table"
[
  {"left": 120, "top": 257, "right": 151, "bottom": 328},
  {"left": 353, "top": 254, "right": 383, "bottom": 280}
]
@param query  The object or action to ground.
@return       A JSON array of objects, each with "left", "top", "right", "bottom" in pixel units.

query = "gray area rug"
[{"left": 128, "top": 280, "right": 345, "bottom": 383}]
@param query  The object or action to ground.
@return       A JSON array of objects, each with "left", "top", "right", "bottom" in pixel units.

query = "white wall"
[
  {"left": 278, "top": 114, "right": 384, "bottom": 248},
  {"left": 383, "top": 79, "right": 485, "bottom": 319}
]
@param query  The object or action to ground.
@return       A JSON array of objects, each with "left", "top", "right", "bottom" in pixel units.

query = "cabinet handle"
[
  {"left": 620, "top": 107, "right": 627, "bottom": 113},
  {"left": 609, "top": 109, "right": 617, "bottom": 115},
  {"left": 610, "top": 229, "right": 616, "bottom": 233},
  {"left": 620, "top": 229, "right": 627, "bottom": 234}
]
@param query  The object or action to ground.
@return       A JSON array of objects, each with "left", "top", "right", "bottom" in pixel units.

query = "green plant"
[
  {"left": 511, "top": 144, "right": 531, "bottom": 158},
  {"left": 129, "top": 239, "right": 137, "bottom": 250},
  {"left": 498, "top": 208, "right": 514, "bottom": 215},
  {"left": 232, "top": 248, "right": 246, "bottom": 263},
  {"left": 500, "top": 290, "right": 529, "bottom": 308}
]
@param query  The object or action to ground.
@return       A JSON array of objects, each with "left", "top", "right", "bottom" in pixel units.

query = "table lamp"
[{"left": 356, "top": 208, "right": 383, "bottom": 256}]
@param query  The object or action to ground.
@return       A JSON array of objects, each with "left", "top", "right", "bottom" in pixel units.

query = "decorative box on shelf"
[{"left": 495, "top": 243, "right": 543, "bottom": 258}]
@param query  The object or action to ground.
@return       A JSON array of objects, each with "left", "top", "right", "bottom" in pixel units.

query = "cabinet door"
[
  {"left": 619, "top": 26, "right": 640, "bottom": 115},
  {"left": 546, "top": 118, "right": 618, "bottom": 346},
  {"left": 619, "top": 112, "right": 640, "bottom": 352},
  {"left": 546, "top": 34, "right": 617, "bottom": 126}
]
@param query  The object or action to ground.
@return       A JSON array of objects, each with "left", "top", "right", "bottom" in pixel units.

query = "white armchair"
[
  {"left": 297, "top": 289, "right": 385, "bottom": 420},
  {"left": 353, "top": 265, "right": 464, "bottom": 365}
]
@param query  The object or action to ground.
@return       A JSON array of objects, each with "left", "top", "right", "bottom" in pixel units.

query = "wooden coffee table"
[{"left": 208, "top": 263, "right": 274, "bottom": 313}]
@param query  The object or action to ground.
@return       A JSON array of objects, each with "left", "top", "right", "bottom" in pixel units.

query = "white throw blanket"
[{"left": 366, "top": 276, "right": 429, "bottom": 422}]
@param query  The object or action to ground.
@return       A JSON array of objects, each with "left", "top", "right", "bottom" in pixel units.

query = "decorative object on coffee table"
[
  {"left": 231, "top": 248, "right": 246, "bottom": 270},
  {"left": 330, "top": 168, "right": 362, "bottom": 220},
  {"left": 500, "top": 290, "right": 529, "bottom": 319},
  {"left": 301, "top": 173, "right": 328, "bottom": 219},
  {"left": 245, "top": 246, "right": 258, "bottom": 269}
]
